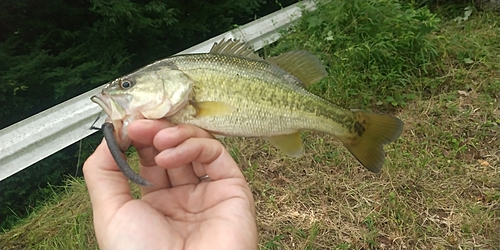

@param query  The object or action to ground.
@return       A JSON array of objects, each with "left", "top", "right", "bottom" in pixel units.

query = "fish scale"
[{"left": 167, "top": 53, "right": 344, "bottom": 136}]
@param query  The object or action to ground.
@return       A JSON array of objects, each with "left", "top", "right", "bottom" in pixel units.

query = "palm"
[
  {"left": 104, "top": 179, "right": 253, "bottom": 249},
  {"left": 84, "top": 120, "right": 257, "bottom": 250}
]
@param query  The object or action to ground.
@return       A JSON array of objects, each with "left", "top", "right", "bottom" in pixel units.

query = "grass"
[{"left": 1, "top": 0, "right": 499, "bottom": 249}]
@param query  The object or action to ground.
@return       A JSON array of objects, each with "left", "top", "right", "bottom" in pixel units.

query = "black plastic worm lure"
[{"left": 101, "top": 122, "right": 152, "bottom": 186}]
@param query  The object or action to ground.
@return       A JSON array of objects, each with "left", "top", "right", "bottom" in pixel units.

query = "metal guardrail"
[{"left": 0, "top": 0, "right": 317, "bottom": 182}]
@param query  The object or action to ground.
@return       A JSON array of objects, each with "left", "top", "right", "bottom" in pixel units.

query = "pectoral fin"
[
  {"left": 268, "top": 132, "right": 304, "bottom": 157},
  {"left": 194, "top": 101, "right": 234, "bottom": 117}
]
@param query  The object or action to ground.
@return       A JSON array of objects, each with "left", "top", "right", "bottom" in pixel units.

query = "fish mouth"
[
  {"left": 93, "top": 94, "right": 147, "bottom": 185},
  {"left": 91, "top": 92, "right": 132, "bottom": 151},
  {"left": 91, "top": 92, "right": 129, "bottom": 121},
  {"left": 91, "top": 93, "right": 113, "bottom": 119}
]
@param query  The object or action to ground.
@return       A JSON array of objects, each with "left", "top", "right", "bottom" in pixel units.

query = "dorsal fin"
[
  {"left": 210, "top": 39, "right": 262, "bottom": 61},
  {"left": 266, "top": 51, "right": 328, "bottom": 87}
]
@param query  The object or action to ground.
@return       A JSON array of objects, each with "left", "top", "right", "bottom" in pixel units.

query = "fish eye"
[{"left": 120, "top": 80, "right": 133, "bottom": 89}]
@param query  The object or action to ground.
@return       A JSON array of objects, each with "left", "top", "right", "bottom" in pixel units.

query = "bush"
[{"left": 268, "top": 0, "right": 441, "bottom": 108}]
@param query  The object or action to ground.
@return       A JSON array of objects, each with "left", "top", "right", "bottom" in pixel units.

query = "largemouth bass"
[{"left": 91, "top": 39, "right": 404, "bottom": 186}]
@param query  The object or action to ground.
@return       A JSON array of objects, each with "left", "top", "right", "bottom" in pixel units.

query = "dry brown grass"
[
  {"left": 2, "top": 88, "right": 497, "bottom": 249},
  {"left": 221, "top": 89, "right": 499, "bottom": 249},
  {"left": 1, "top": 2, "right": 499, "bottom": 249}
]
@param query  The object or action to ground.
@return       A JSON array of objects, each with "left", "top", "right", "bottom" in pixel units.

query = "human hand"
[{"left": 83, "top": 120, "right": 257, "bottom": 249}]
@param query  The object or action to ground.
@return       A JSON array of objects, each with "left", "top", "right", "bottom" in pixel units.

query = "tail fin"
[{"left": 341, "top": 111, "right": 404, "bottom": 173}]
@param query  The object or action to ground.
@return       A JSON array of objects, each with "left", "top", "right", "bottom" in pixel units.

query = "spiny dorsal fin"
[
  {"left": 210, "top": 39, "right": 262, "bottom": 61},
  {"left": 266, "top": 51, "right": 328, "bottom": 87}
]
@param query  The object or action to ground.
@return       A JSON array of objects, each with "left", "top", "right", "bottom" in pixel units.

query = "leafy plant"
[{"left": 268, "top": 0, "right": 441, "bottom": 108}]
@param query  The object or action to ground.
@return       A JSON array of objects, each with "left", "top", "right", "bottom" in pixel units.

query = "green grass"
[{"left": 1, "top": 0, "right": 499, "bottom": 249}]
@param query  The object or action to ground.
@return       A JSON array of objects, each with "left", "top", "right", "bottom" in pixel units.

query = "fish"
[{"left": 91, "top": 39, "right": 404, "bottom": 186}]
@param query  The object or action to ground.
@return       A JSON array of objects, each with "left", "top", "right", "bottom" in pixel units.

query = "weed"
[{"left": 263, "top": 234, "right": 284, "bottom": 249}]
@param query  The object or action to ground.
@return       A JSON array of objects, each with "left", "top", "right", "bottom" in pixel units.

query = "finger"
[
  {"left": 155, "top": 137, "right": 244, "bottom": 181},
  {"left": 83, "top": 140, "right": 132, "bottom": 220},
  {"left": 135, "top": 142, "right": 171, "bottom": 192},
  {"left": 153, "top": 124, "right": 215, "bottom": 151},
  {"left": 128, "top": 119, "right": 176, "bottom": 148},
  {"left": 166, "top": 165, "right": 200, "bottom": 186},
  {"left": 128, "top": 119, "right": 175, "bottom": 193},
  {"left": 139, "top": 166, "right": 170, "bottom": 195},
  {"left": 192, "top": 161, "right": 208, "bottom": 180},
  {"left": 152, "top": 124, "right": 214, "bottom": 186}
]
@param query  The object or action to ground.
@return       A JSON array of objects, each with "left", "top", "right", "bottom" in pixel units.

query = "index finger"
[{"left": 155, "top": 136, "right": 244, "bottom": 181}]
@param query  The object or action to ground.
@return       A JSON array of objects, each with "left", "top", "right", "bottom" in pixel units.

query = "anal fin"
[{"left": 268, "top": 132, "right": 304, "bottom": 157}]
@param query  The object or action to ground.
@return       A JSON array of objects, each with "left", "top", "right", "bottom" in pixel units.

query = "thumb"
[{"left": 83, "top": 139, "right": 133, "bottom": 220}]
